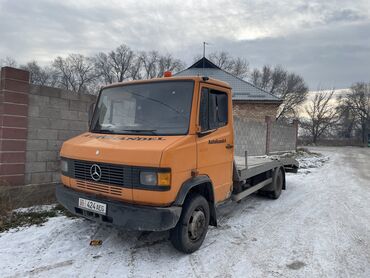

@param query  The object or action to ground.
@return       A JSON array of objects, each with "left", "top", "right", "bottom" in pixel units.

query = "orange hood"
[{"left": 60, "top": 132, "right": 184, "bottom": 167}]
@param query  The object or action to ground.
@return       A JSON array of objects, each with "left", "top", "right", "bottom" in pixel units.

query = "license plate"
[{"left": 78, "top": 198, "right": 107, "bottom": 215}]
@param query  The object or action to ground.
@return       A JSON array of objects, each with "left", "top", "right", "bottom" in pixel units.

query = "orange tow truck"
[{"left": 56, "top": 74, "right": 298, "bottom": 253}]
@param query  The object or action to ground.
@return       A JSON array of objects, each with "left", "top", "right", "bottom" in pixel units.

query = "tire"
[
  {"left": 170, "top": 193, "right": 210, "bottom": 253},
  {"left": 270, "top": 168, "right": 284, "bottom": 199},
  {"left": 258, "top": 168, "right": 284, "bottom": 199}
]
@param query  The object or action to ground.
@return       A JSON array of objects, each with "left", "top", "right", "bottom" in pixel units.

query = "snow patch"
[
  {"left": 13, "top": 204, "right": 57, "bottom": 214},
  {"left": 295, "top": 153, "right": 329, "bottom": 170},
  {"left": 245, "top": 148, "right": 329, "bottom": 174}
]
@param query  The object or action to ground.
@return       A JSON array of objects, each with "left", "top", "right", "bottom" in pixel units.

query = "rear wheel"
[
  {"left": 259, "top": 167, "right": 284, "bottom": 199},
  {"left": 170, "top": 193, "right": 210, "bottom": 253},
  {"left": 270, "top": 168, "right": 284, "bottom": 199}
]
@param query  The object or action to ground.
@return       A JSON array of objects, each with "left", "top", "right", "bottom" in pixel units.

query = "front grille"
[
  {"left": 76, "top": 180, "right": 122, "bottom": 196},
  {"left": 73, "top": 160, "right": 139, "bottom": 188}
]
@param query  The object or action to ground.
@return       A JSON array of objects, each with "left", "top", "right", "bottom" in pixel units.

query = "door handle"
[{"left": 226, "top": 144, "right": 234, "bottom": 149}]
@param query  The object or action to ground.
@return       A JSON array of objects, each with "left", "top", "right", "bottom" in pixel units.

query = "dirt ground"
[{"left": 1, "top": 146, "right": 369, "bottom": 278}]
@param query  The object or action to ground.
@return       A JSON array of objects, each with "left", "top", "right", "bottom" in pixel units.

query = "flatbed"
[
  {"left": 231, "top": 154, "right": 298, "bottom": 202},
  {"left": 234, "top": 155, "right": 298, "bottom": 180}
]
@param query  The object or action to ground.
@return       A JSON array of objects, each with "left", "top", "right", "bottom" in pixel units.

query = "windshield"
[{"left": 90, "top": 81, "right": 194, "bottom": 135}]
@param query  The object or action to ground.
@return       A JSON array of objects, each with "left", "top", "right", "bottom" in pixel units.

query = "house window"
[{"left": 199, "top": 88, "right": 228, "bottom": 132}]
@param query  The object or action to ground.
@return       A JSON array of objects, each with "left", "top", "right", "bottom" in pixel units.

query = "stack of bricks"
[{"left": 0, "top": 67, "right": 30, "bottom": 186}]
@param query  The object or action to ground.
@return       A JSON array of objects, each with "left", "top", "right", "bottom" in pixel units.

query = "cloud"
[
  {"left": 214, "top": 22, "right": 370, "bottom": 89},
  {"left": 0, "top": 0, "right": 369, "bottom": 88},
  {"left": 324, "top": 8, "right": 365, "bottom": 23}
]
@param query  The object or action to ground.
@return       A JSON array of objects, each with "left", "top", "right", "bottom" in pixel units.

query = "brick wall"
[
  {"left": 0, "top": 67, "right": 96, "bottom": 208},
  {"left": 233, "top": 102, "right": 280, "bottom": 122},
  {"left": 0, "top": 67, "right": 30, "bottom": 186},
  {"left": 25, "top": 85, "right": 96, "bottom": 185}
]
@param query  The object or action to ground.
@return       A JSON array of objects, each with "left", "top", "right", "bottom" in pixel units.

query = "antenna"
[
  {"left": 203, "top": 42, "right": 208, "bottom": 58},
  {"left": 203, "top": 42, "right": 208, "bottom": 69}
]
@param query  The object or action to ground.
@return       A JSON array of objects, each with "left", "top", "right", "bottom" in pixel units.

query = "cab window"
[{"left": 199, "top": 88, "right": 228, "bottom": 132}]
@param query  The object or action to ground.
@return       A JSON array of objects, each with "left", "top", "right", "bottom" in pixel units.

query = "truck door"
[{"left": 196, "top": 85, "right": 234, "bottom": 202}]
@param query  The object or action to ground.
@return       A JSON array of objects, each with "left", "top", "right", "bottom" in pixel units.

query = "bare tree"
[
  {"left": 108, "top": 44, "right": 135, "bottom": 82},
  {"left": 301, "top": 90, "right": 338, "bottom": 144},
  {"left": 53, "top": 54, "right": 97, "bottom": 93},
  {"left": 230, "top": 57, "right": 249, "bottom": 79},
  {"left": 93, "top": 44, "right": 135, "bottom": 84},
  {"left": 128, "top": 55, "right": 143, "bottom": 80},
  {"left": 337, "top": 82, "right": 370, "bottom": 143},
  {"left": 140, "top": 51, "right": 184, "bottom": 79},
  {"left": 156, "top": 54, "right": 184, "bottom": 78},
  {"left": 250, "top": 65, "right": 308, "bottom": 119},
  {"left": 336, "top": 101, "right": 357, "bottom": 139},
  {"left": 0, "top": 56, "right": 17, "bottom": 67},
  {"left": 206, "top": 51, "right": 249, "bottom": 79},
  {"left": 93, "top": 52, "right": 115, "bottom": 84},
  {"left": 251, "top": 66, "right": 273, "bottom": 89},
  {"left": 140, "top": 51, "right": 160, "bottom": 79},
  {"left": 209, "top": 51, "right": 235, "bottom": 72},
  {"left": 20, "top": 61, "right": 58, "bottom": 86}
]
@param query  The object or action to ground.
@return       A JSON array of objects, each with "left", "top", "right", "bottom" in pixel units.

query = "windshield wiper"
[
  {"left": 121, "top": 129, "right": 158, "bottom": 135},
  {"left": 92, "top": 128, "right": 116, "bottom": 134}
]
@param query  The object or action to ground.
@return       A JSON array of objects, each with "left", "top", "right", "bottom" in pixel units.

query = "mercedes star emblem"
[{"left": 90, "top": 164, "right": 102, "bottom": 181}]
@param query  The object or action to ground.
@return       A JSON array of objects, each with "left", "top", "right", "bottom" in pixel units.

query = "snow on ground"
[
  {"left": 290, "top": 150, "right": 329, "bottom": 174},
  {"left": 13, "top": 204, "right": 57, "bottom": 214},
  {"left": 1, "top": 146, "right": 370, "bottom": 278}
]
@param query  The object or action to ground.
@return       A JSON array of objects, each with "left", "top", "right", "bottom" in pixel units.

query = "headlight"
[
  {"left": 61, "top": 159, "right": 68, "bottom": 173},
  {"left": 140, "top": 171, "right": 157, "bottom": 185},
  {"left": 140, "top": 171, "right": 171, "bottom": 186}
]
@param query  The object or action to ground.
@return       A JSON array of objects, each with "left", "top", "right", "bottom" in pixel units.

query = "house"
[{"left": 175, "top": 57, "right": 282, "bottom": 122}]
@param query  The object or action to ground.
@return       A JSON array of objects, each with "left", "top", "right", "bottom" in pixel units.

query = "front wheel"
[{"left": 170, "top": 193, "right": 210, "bottom": 253}]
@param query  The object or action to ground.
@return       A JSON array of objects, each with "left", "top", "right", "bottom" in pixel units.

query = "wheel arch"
[{"left": 173, "top": 175, "right": 217, "bottom": 227}]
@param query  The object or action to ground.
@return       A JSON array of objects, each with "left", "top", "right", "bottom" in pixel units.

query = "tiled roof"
[{"left": 175, "top": 58, "right": 282, "bottom": 103}]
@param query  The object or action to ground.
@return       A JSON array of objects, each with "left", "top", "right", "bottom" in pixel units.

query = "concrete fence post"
[
  {"left": 265, "top": 116, "right": 272, "bottom": 155},
  {"left": 293, "top": 119, "right": 299, "bottom": 151},
  {"left": 0, "top": 67, "right": 30, "bottom": 186}
]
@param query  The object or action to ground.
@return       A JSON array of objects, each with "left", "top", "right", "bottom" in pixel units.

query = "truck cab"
[{"left": 57, "top": 75, "right": 297, "bottom": 253}]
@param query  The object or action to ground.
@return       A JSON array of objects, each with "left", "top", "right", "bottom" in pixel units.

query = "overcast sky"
[{"left": 0, "top": 0, "right": 369, "bottom": 89}]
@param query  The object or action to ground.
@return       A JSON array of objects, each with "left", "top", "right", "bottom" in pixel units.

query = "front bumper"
[{"left": 56, "top": 184, "right": 181, "bottom": 231}]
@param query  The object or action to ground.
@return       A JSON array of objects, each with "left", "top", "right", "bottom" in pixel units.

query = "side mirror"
[{"left": 88, "top": 103, "right": 95, "bottom": 126}]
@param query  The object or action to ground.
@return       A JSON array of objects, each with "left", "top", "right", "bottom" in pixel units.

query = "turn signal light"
[{"left": 158, "top": 172, "right": 171, "bottom": 186}]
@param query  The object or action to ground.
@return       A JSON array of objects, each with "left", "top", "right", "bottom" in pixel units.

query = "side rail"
[{"left": 235, "top": 160, "right": 282, "bottom": 182}]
